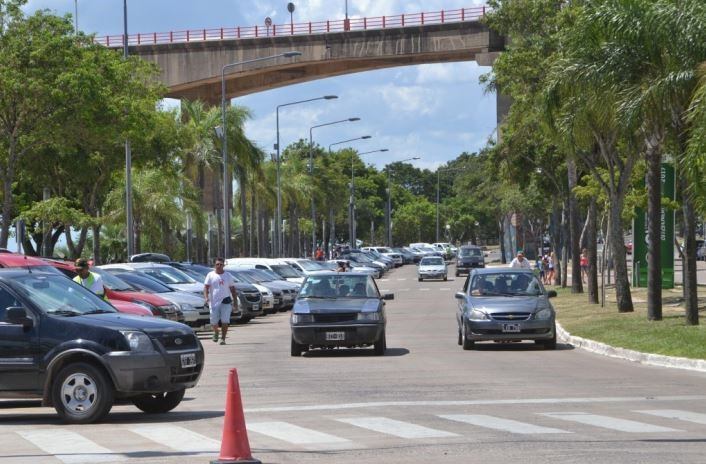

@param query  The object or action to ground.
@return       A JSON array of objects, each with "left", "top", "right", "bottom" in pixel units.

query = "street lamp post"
[
  {"left": 435, "top": 166, "right": 468, "bottom": 242},
  {"left": 123, "top": 0, "right": 135, "bottom": 259},
  {"left": 386, "top": 157, "right": 420, "bottom": 247},
  {"left": 221, "top": 51, "right": 302, "bottom": 259},
  {"left": 275, "top": 95, "right": 337, "bottom": 258},
  {"left": 309, "top": 117, "right": 360, "bottom": 257},
  {"left": 329, "top": 136, "right": 373, "bottom": 247},
  {"left": 351, "top": 148, "right": 388, "bottom": 247}
]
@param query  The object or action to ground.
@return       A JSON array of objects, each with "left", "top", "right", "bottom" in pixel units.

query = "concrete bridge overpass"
[{"left": 98, "top": 7, "right": 505, "bottom": 105}]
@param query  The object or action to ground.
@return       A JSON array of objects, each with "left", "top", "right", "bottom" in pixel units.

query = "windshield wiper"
[
  {"left": 47, "top": 308, "right": 83, "bottom": 316},
  {"left": 304, "top": 295, "right": 336, "bottom": 299},
  {"left": 84, "top": 309, "right": 114, "bottom": 314}
]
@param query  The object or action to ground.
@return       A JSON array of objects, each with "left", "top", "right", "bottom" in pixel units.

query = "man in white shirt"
[
  {"left": 204, "top": 257, "right": 238, "bottom": 345},
  {"left": 509, "top": 251, "right": 531, "bottom": 269}
]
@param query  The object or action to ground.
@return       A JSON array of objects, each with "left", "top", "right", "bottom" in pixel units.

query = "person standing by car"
[
  {"left": 204, "top": 257, "right": 238, "bottom": 345},
  {"left": 510, "top": 251, "right": 531, "bottom": 269},
  {"left": 73, "top": 258, "right": 107, "bottom": 300}
]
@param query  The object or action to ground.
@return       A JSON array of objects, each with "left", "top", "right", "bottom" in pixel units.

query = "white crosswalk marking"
[
  {"left": 129, "top": 425, "right": 220, "bottom": 453},
  {"left": 540, "top": 412, "right": 682, "bottom": 433},
  {"left": 440, "top": 287, "right": 451, "bottom": 291},
  {"left": 637, "top": 409, "right": 706, "bottom": 425},
  {"left": 248, "top": 421, "right": 352, "bottom": 450},
  {"left": 17, "top": 429, "right": 123, "bottom": 464},
  {"left": 396, "top": 278, "right": 407, "bottom": 281},
  {"left": 337, "top": 417, "right": 458, "bottom": 439},
  {"left": 438, "top": 414, "right": 569, "bottom": 434},
  {"left": 419, "top": 288, "right": 430, "bottom": 291}
]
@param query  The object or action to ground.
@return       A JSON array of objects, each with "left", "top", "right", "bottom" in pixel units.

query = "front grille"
[
  {"left": 313, "top": 313, "right": 357, "bottom": 323},
  {"left": 170, "top": 365, "right": 201, "bottom": 383},
  {"left": 243, "top": 292, "right": 261, "bottom": 303},
  {"left": 491, "top": 313, "right": 532, "bottom": 321},
  {"left": 157, "top": 334, "right": 198, "bottom": 350}
]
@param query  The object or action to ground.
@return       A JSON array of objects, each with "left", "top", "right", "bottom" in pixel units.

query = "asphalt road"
[{"left": 2, "top": 264, "right": 706, "bottom": 464}]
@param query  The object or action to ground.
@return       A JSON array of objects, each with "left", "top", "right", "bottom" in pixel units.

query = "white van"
[{"left": 225, "top": 258, "right": 304, "bottom": 284}]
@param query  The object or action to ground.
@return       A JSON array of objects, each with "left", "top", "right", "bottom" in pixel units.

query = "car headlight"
[
  {"left": 534, "top": 308, "right": 553, "bottom": 320},
  {"left": 134, "top": 300, "right": 159, "bottom": 316},
  {"left": 357, "top": 312, "right": 381, "bottom": 321},
  {"left": 120, "top": 331, "right": 155, "bottom": 352},
  {"left": 291, "top": 313, "right": 314, "bottom": 324},
  {"left": 468, "top": 309, "right": 489, "bottom": 320},
  {"left": 180, "top": 303, "right": 194, "bottom": 312}
]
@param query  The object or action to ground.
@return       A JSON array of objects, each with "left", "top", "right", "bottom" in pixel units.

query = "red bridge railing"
[{"left": 95, "top": 7, "right": 486, "bottom": 47}]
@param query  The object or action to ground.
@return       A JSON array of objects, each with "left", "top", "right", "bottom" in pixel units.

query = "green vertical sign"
[{"left": 632, "top": 163, "right": 675, "bottom": 288}]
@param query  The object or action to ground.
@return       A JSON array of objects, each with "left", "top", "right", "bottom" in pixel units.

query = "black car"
[
  {"left": 455, "top": 245, "right": 485, "bottom": 276},
  {"left": 290, "top": 273, "right": 393, "bottom": 356},
  {"left": 0, "top": 270, "right": 204, "bottom": 424}
]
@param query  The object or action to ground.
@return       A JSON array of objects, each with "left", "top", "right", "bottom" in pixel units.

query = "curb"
[{"left": 556, "top": 322, "right": 706, "bottom": 373}]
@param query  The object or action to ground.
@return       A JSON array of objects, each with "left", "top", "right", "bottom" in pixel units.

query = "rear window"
[{"left": 460, "top": 248, "right": 482, "bottom": 257}]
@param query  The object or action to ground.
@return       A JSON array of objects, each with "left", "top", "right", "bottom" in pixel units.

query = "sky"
[{"left": 24, "top": 0, "right": 497, "bottom": 171}]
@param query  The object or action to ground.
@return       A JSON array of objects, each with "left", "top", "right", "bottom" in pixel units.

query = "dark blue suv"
[{"left": 0, "top": 269, "right": 204, "bottom": 423}]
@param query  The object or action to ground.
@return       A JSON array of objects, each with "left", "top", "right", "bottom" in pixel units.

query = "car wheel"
[
  {"left": 132, "top": 389, "right": 185, "bottom": 414},
  {"left": 443, "top": 275, "right": 448, "bottom": 281},
  {"left": 236, "top": 316, "right": 251, "bottom": 324},
  {"left": 52, "top": 362, "right": 114, "bottom": 424},
  {"left": 543, "top": 327, "right": 557, "bottom": 350},
  {"left": 291, "top": 335, "right": 305, "bottom": 357},
  {"left": 462, "top": 326, "right": 474, "bottom": 351},
  {"left": 457, "top": 327, "right": 462, "bottom": 346},
  {"left": 418, "top": 277, "right": 423, "bottom": 282},
  {"left": 374, "top": 331, "right": 386, "bottom": 356}
]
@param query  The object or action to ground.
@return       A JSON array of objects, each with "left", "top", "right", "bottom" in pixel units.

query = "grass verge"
[{"left": 552, "top": 285, "right": 706, "bottom": 360}]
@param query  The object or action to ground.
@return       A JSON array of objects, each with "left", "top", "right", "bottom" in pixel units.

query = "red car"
[{"left": 41, "top": 258, "right": 181, "bottom": 321}]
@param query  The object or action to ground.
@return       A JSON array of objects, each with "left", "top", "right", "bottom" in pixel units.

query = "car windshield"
[
  {"left": 114, "top": 272, "right": 174, "bottom": 293},
  {"left": 142, "top": 267, "right": 195, "bottom": 285},
  {"left": 240, "top": 270, "right": 269, "bottom": 283},
  {"left": 12, "top": 274, "right": 116, "bottom": 315},
  {"left": 460, "top": 248, "right": 482, "bottom": 257},
  {"left": 469, "top": 273, "right": 543, "bottom": 297},
  {"left": 296, "top": 260, "right": 326, "bottom": 271},
  {"left": 421, "top": 257, "right": 444, "bottom": 266},
  {"left": 299, "top": 275, "right": 379, "bottom": 299},
  {"left": 91, "top": 268, "right": 134, "bottom": 291},
  {"left": 270, "top": 264, "right": 301, "bottom": 278},
  {"left": 173, "top": 265, "right": 208, "bottom": 280},
  {"left": 26, "top": 265, "right": 64, "bottom": 275}
]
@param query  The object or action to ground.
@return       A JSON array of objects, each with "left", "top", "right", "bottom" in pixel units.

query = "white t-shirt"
[
  {"left": 204, "top": 271, "right": 236, "bottom": 305},
  {"left": 510, "top": 257, "right": 531, "bottom": 269}
]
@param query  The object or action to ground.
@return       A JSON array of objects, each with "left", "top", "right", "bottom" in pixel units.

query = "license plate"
[
  {"left": 180, "top": 353, "right": 197, "bottom": 368},
  {"left": 325, "top": 331, "right": 345, "bottom": 341},
  {"left": 502, "top": 323, "right": 521, "bottom": 333}
]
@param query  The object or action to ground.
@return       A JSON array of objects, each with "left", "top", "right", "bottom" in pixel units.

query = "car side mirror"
[
  {"left": 547, "top": 290, "right": 557, "bottom": 298},
  {"left": 7, "top": 306, "right": 33, "bottom": 330},
  {"left": 382, "top": 293, "right": 394, "bottom": 300},
  {"left": 454, "top": 292, "right": 466, "bottom": 300}
]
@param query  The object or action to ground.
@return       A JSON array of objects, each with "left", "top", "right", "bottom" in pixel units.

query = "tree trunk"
[
  {"left": 551, "top": 201, "right": 563, "bottom": 286},
  {"left": 608, "top": 191, "right": 633, "bottom": 312},
  {"left": 679, "top": 173, "right": 699, "bottom": 325},
  {"left": 239, "top": 174, "right": 247, "bottom": 258},
  {"left": 561, "top": 199, "right": 569, "bottom": 287},
  {"left": 0, "top": 174, "right": 14, "bottom": 248},
  {"left": 92, "top": 224, "right": 102, "bottom": 265},
  {"left": 587, "top": 198, "right": 599, "bottom": 304},
  {"left": 567, "top": 158, "right": 583, "bottom": 293},
  {"left": 249, "top": 188, "right": 255, "bottom": 257},
  {"left": 498, "top": 218, "right": 506, "bottom": 264}
]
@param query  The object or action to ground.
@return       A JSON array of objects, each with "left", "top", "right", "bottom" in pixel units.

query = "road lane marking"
[
  {"left": 17, "top": 429, "right": 122, "bottom": 464},
  {"left": 396, "top": 278, "right": 407, "bottom": 281},
  {"left": 440, "top": 287, "right": 451, "bottom": 291},
  {"left": 337, "top": 417, "right": 458, "bottom": 439},
  {"left": 380, "top": 279, "right": 389, "bottom": 282},
  {"left": 244, "top": 396, "right": 706, "bottom": 413},
  {"left": 637, "top": 409, "right": 706, "bottom": 425},
  {"left": 439, "top": 414, "right": 569, "bottom": 434},
  {"left": 399, "top": 288, "right": 410, "bottom": 291},
  {"left": 540, "top": 412, "right": 681, "bottom": 433},
  {"left": 248, "top": 421, "right": 352, "bottom": 450},
  {"left": 419, "top": 288, "right": 430, "bottom": 291},
  {"left": 129, "top": 425, "right": 220, "bottom": 453}
]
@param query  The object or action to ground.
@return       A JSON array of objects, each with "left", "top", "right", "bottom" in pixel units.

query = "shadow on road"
[
  {"left": 0, "top": 407, "right": 224, "bottom": 426},
  {"left": 302, "top": 347, "right": 410, "bottom": 358},
  {"left": 469, "top": 342, "right": 574, "bottom": 352}
]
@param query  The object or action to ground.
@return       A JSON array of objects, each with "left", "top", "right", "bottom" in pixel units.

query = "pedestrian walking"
[
  {"left": 580, "top": 248, "right": 589, "bottom": 283},
  {"left": 203, "top": 257, "right": 238, "bottom": 345},
  {"left": 547, "top": 251, "right": 556, "bottom": 284},
  {"left": 510, "top": 251, "right": 531, "bottom": 269}
]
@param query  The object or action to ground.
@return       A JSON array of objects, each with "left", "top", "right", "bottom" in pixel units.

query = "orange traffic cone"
[{"left": 211, "top": 368, "right": 261, "bottom": 464}]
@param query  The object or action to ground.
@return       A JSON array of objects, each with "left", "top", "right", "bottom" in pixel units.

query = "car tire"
[
  {"left": 132, "top": 389, "right": 185, "bottom": 414},
  {"left": 462, "top": 326, "right": 474, "bottom": 350},
  {"left": 443, "top": 275, "right": 448, "bottom": 281},
  {"left": 418, "top": 277, "right": 423, "bottom": 282},
  {"left": 543, "top": 327, "right": 557, "bottom": 350},
  {"left": 291, "top": 336, "right": 305, "bottom": 357},
  {"left": 457, "top": 327, "right": 462, "bottom": 346},
  {"left": 374, "top": 331, "right": 386, "bottom": 356},
  {"left": 52, "top": 362, "right": 114, "bottom": 424}
]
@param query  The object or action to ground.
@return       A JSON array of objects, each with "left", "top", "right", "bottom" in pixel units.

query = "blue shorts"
[{"left": 209, "top": 301, "right": 232, "bottom": 325}]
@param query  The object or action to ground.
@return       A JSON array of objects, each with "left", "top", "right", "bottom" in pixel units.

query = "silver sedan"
[{"left": 454, "top": 268, "right": 557, "bottom": 350}]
